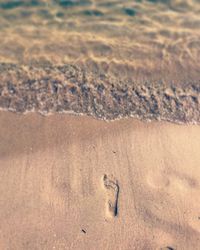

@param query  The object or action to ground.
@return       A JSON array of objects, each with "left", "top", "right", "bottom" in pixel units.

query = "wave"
[
  {"left": 0, "top": 0, "right": 200, "bottom": 123},
  {"left": 0, "top": 63, "right": 200, "bottom": 123}
]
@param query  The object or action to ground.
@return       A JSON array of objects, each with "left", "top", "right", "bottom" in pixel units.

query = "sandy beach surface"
[
  {"left": 0, "top": 111, "right": 200, "bottom": 250},
  {"left": 0, "top": 1, "right": 200, "bottom": 249}
]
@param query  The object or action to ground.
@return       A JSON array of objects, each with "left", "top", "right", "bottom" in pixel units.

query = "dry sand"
[{"left": 0, "top": 111, "right": 200, "bottom": 250}]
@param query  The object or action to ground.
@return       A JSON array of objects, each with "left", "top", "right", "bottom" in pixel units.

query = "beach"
[
  {"left": 0, "top": 1, "right": 200, "bottom": 249},
  {"left": 0, "top": 111, "right": 200, "bottom": 249}
]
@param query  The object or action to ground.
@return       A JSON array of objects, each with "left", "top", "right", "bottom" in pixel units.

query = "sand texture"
[
  {"left": 0, "top": 111, "right": 200, "bottom": 249},
  {"left": 0, "top": 2, "right": 200, "bottom": 248}
]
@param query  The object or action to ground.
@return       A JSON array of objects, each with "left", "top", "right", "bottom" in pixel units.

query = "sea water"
[{"left": 0, "top": 0, "right": 200, "bottom": 122}]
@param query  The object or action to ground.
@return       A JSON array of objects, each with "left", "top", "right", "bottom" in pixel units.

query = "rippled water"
[{"left": 0, "top": 0, "right": 200, "bottom": 122}]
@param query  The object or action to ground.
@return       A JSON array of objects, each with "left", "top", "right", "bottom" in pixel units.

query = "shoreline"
[
  {"left": 1, "top": 108, "right": 200, "bottom": 126},
  {"left": 0, "top": 63, "right": 200, "bottom": 123}
]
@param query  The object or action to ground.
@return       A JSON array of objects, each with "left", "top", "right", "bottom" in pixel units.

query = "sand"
[
  {"left": 0, "top": 1, "right": 200, "bottom": 249},
  {"left": 0, "top": 111, "right": 200, "bottom": 249}
]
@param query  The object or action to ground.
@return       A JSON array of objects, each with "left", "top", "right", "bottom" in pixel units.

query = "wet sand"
[{"left": 0, "top": 111, "right": 200, "bottom": 249}]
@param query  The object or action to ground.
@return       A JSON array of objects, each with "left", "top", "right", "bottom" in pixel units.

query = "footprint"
[
  {"left": 102, "top": 174, "right": 119, "bottom": 218},
  {"left": 147, "top": 171, "right": 170, "bottom": 189},
  {"left": 160, "top": 247, "right": 174, "bottom": 250}
]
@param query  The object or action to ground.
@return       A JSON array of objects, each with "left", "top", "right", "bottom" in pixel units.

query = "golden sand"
[{"left": 0, "top": 111, "right": 200, "bottom": 249}]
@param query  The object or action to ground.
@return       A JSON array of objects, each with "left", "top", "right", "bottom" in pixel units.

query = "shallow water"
[{"left": 0, "top": 0, "right": 200, "bottom": 122}]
